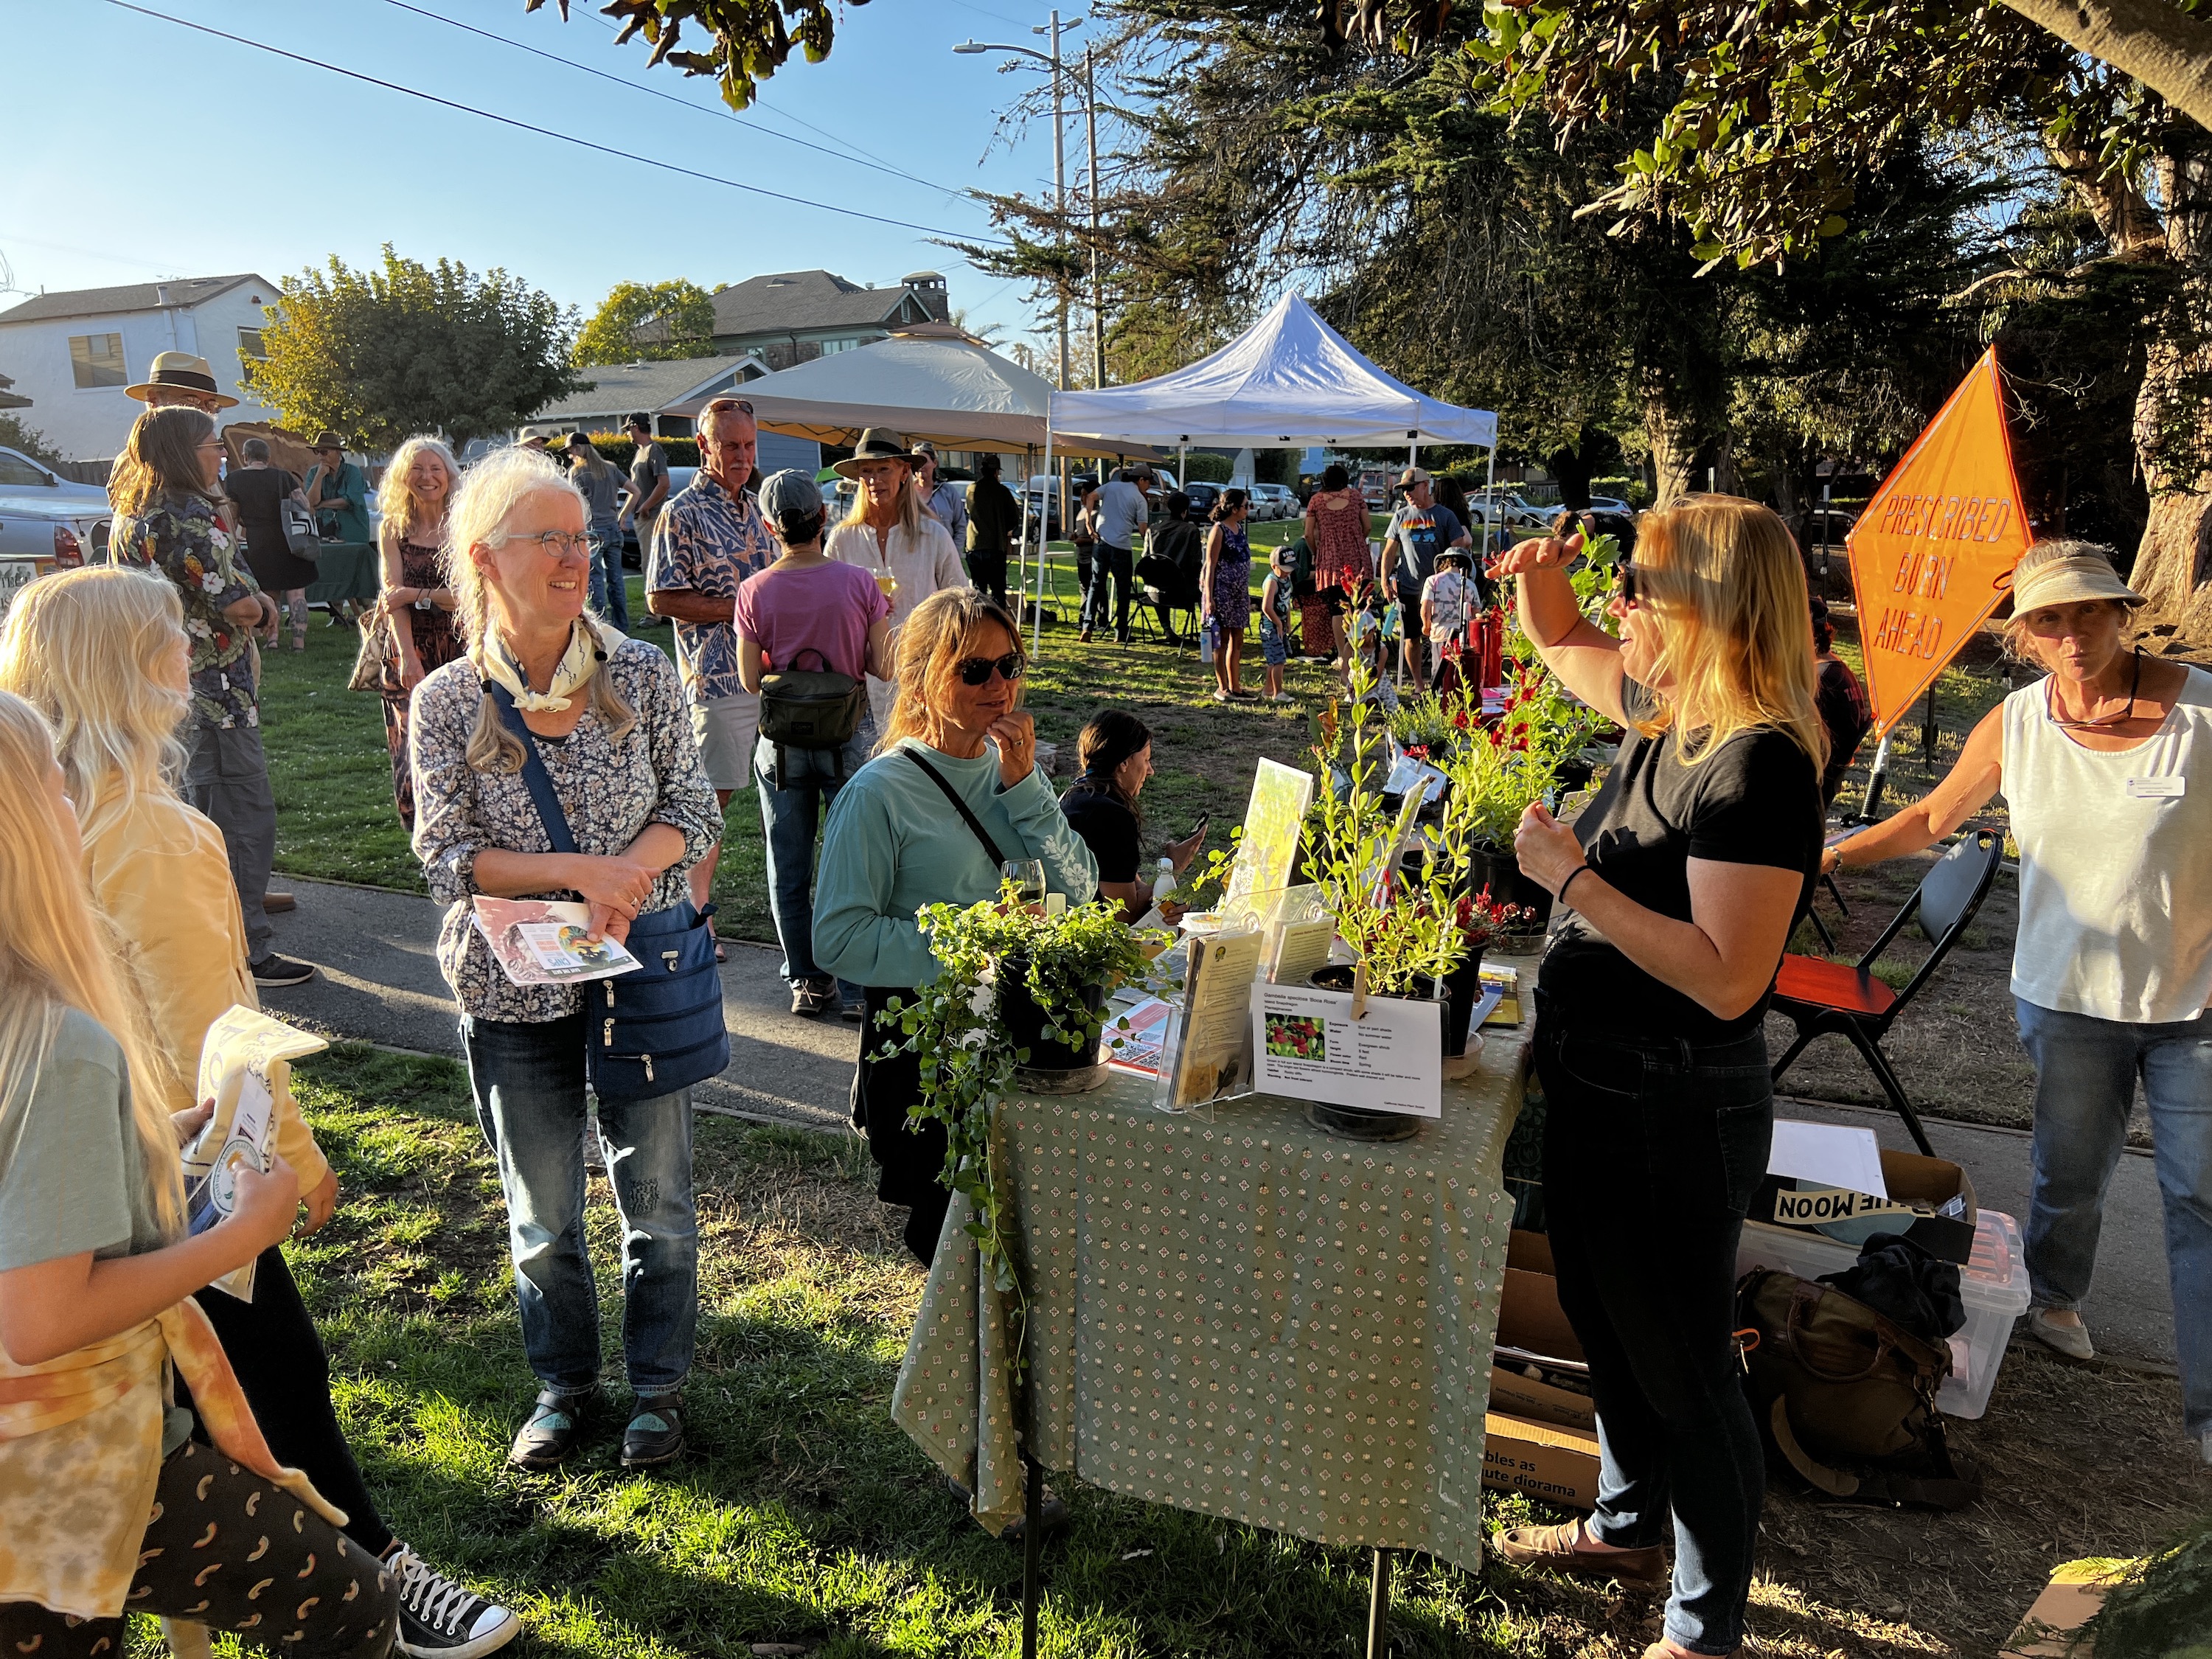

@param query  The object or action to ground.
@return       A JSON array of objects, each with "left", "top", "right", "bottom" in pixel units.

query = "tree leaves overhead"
[
  {"left": 526, "top": 0, "right": 864, "bottom": 110},
  {"left": 247, "top": 248, "right": 583, "bottom": 451},
  {"left": 574, "top": 279, "right": 720, "bottom": 365}
]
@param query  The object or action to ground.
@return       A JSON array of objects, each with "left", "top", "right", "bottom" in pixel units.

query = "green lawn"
[{"left": 149, "top": 1044, "right": 1571, "bottom": 1658}]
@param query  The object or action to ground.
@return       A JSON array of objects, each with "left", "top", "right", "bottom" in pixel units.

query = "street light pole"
[{"left": 1086, "top": 42, "right": 1104, "bottom": 389}]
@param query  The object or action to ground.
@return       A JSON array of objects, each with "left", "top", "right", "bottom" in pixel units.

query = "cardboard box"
[
  {"left": 1483, "top": 1411, "right": 1601, "bottom": 1511},
  {"left": 1750, "top": 1147, "right": 1980, "bottom": 1265},
  {"left": 1490, "top": 1231, "right": 1596, "bottom": 1432},
  {"left": 1998, "top": 1559, "right": 2126, "bottom": 1658}
]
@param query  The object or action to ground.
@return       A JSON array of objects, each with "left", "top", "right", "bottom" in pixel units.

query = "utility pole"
[
  {"left": 1086, "top": 43, "right": 1104, "bottom": 389},
  {"left": 1049, "top": 9, "right": 1069, "bottom": 393}
]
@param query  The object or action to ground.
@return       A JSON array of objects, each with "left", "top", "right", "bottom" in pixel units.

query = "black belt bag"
[
  {"left": 488, "top": 682, "right": 729, "bottom": 1102},
  {"left": 758, "top": 647, "right": 868, "bottom": 789}
]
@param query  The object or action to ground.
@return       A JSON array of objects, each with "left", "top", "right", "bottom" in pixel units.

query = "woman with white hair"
[
  {"left": 372, "top": 435, "right": 462, "bottom": 830},
  {"left": 1829, "top": 539, "right": 2211, "bottom": 1467},
  {"left": 409, "top": 445, "right": 723, "bottom": 1474},
  {"left": 826, "top": 428, "right": 969, "bottom": 731}
]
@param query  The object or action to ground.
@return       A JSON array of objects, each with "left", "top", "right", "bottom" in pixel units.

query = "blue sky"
[{"left": 4, "top": 0, "right": 1089, "bottom": 352}]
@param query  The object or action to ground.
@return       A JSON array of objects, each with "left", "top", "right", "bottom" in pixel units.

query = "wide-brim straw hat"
[
  {"left": 832, "top": 428, "right": 921, "bottom": 479},
  {"left": 307, "top": 429, "right": 348, "bottom": 453},
  {"left": 125, "top": 350, "right": 240, "bottom": 408},
  {"left": 2010, "top": 542, "right": 2145, "bottom": 612}
]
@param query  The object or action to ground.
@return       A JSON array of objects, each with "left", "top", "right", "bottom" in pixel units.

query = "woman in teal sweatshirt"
[{"left": 815, "top": 588, "right": 1097, "bottom": 1263}]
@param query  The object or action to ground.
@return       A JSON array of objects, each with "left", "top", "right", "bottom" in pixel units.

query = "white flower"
[{"left": 200, "top": 570, "right": 225, "bottom": 593}]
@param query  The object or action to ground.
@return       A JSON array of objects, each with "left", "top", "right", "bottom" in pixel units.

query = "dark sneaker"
[
  {"left": 790, "top": 980, "right": 838, "bottom": 1018},
  {"left": 622, "top": 1396, "right": 686, "bottom": 1469},
  {"left": 382, "top": 1543, "right": 520, "bottom": 1658},
  {"left": 249, "top": 953, "right": 316, "bottom": 987},
  {"left": 507, "top": 1387, "right": 593, "bottom": 1470},
  {"left": 841, "top": 999, "right": 865, "bottom": 1024}
]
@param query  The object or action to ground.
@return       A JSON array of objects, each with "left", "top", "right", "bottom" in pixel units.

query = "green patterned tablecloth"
[{"left": 892, "top": 1015, "right": 1530, "bottom": 1572}]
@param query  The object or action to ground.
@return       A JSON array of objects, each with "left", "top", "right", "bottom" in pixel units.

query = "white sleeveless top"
[{"left": 2003, "top": 663, "right": 2212, "bottom": 1023}]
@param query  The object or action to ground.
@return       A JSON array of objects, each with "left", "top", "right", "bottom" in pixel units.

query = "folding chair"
[{"left": 1767, "top": 829, "right": 2006, "bottom": 1156}]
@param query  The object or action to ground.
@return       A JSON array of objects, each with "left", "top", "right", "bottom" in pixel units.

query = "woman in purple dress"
[{"left": 1200, "top": 487, "right": 1253, "bottom": 701}]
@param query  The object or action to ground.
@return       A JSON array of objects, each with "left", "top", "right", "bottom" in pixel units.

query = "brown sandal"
[{"left": 1493, "top": 1519, "right": 1669, "bottom": 1587}]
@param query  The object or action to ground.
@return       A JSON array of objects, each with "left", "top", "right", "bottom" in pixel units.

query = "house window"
[
  {"left": 69, "top": 333, "right": 126, "bottom": 389},
  {"left": 237, "top": 327, "right": 267, "bottom": 360}
]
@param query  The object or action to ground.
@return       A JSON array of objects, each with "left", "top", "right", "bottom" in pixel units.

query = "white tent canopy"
[
  {"left": 1047, "top": 293, "right": 1498, "bottom": 449},
  {"left": 668, "top": 330, "right": 1105, "bottom": 453}
]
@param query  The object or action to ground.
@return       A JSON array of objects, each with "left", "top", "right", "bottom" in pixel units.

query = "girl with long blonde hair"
[
  {"left": 371, "top": 436, "right": 464, "bottom": 830},
  {"left": 0, "top": 690, "right": 408, "bottom": 1659},
  {"left": 1484, "top": 496, "right": 1826, "bottom": 1659},
  {"left": 0, "top": 568, "right": 524, "bottom": 1656}
]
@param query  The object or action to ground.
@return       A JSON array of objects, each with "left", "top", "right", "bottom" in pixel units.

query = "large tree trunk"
[
  {"left": 1994, "top": 0, "right": 2212, "bottom": 136},
  {"left": 1547, "top": 425, "right": 1601, "bottom": 509},
  {"left": 2127, "top": 133, "right": 2212, "bottom": 645},
  {"left": 1643, "top": 375, "right": 1703, "bottom": 507}
]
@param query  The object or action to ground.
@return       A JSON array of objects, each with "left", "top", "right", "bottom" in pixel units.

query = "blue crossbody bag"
[{"left": 487, "top": 682, "right": 729, "bottom": 1102}]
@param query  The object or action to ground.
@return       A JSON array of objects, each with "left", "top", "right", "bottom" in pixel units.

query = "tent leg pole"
[
  {"left": 1037, "top": 427, "right": 1054, "bottom": 656},
  {"left": 1015, "top": 445, "right": 1033, "bottom": 632},
  {"left": 1484, "top": 443, "right": 1497, "bottom": 563}
]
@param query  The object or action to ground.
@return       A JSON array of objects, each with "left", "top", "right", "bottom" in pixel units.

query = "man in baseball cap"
[
  {"left": 125, "top": 350, "right": 239, "bottom": 413},
  {"left": 1380, "top": 465, "right": 1471, "bottom": 692}
]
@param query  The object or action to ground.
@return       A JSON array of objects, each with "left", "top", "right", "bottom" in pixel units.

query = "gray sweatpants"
[{"left": 183, "top": 722, "right": 278, "bottom": 961}]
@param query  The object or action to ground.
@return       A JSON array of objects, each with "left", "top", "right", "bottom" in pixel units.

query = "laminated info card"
[
  {"left": 182, "top": 1006, "right": 327, "bottom": 1301},
  {"left": 1251, "top": 982, "right": 1444, "bottom": 1118},
  {"left": 1225, "top": 759, "right": 1315, "bottom": 911},
  {"left": 1152, "top": 930, "right": 1264, "bottom": 1112}
]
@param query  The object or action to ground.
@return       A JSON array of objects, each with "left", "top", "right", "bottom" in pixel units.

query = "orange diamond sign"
[{"left": 1846, "top": 347, "right": 2031, "bottom": 735}]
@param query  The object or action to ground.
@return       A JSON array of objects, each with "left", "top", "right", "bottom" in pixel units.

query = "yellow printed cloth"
[{"left": 0, "top": 1298, "right": 341, "bottom": 1621}]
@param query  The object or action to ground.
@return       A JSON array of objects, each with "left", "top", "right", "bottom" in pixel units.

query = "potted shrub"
[{"left": 876, "top": 891, "right": 1163, "bottom": 1348}]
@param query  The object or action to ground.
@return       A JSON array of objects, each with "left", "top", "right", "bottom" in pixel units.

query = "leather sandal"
[
  {"left": 1494, "top": 1519, "right": 1668, "bottom": 1586},
  {"left": 622, "top": 1395, "right": 687, "bottom": 1469},
  {"left": 508, "top": 1387, "right": 594, "bottom": 1470}
]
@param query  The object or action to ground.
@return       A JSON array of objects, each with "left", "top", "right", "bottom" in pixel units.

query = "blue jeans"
[
  {"left": 754, "top": 719, "right": 875, "bottom": 994},
  {"left": 588, "top": 523, "right": 629, "bottom": 630},
  {"left": 2015, "top": 997, "right": 2212, "bottom": 1435},
  {"left": 1536, "top": 1001, "right": 1774, "bottom": 1655},
  {"left": 459, "top": 1012, "right": 698, "bottom": 1398}
]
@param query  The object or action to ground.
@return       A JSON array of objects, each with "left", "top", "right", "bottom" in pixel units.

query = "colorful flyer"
[
  {"left": 473, "top": 897, "right": 644, "bottom": 986},
  {"left": 1225, "top": 759, "right": 1315, "bottom": 908},
  {"left": 1152, "top": 930, "right": 1264, "bottom": 1112},
  {"left": 1250, "top": 981, "right": 1443, "bottom": 1118}
]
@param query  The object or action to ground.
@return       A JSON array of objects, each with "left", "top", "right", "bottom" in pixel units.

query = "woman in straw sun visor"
[
  {"left": 1829, "top": 540, "right": 2212, "bottom": 1466},
  {"left": 407, "top": 445, "right": 724, "bottom": 1475},
  {"left": 1487, "top": 496, "right": 1826, "bottom": 1659}
]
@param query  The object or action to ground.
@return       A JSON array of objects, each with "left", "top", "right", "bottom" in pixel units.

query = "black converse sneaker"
[{"left": 381, "top": 1543, "right": 520, "bottom": 1658}]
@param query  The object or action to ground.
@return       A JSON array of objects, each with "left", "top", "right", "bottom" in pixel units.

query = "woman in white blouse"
[
  {"left": 1829, "top": 540, "right": 2211, "bottom": 1466},
  {"left": 826, "top": 428, "right": 969, "bottom": 730}
]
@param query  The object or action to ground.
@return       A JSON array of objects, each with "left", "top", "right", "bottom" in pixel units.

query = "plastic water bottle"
[{"left": 1150, "top": 858, "right": 1177, "bottom": 905}]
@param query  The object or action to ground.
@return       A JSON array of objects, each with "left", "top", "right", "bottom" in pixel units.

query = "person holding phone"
[
  {"left": 1058, "top": 709, "right": 1208, "bottom": 925},
  {"left": 1487, "top": 496, "right": 1826, "bottom": 1659}
]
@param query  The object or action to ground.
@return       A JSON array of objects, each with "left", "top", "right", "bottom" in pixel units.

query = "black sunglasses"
[
  {"left": 1613, "top": 560, "right": 1645, "bottom": 608},
  {"left": 703, "top": 398, "right": 756, "bottom": 417},
  {"left": 956, "top": 652, "right": 1025, "bottom": 686}
]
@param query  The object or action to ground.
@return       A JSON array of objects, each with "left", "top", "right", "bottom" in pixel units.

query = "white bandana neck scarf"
[{"left": 481, "top": 618, "right": 625, "bottom": 712}]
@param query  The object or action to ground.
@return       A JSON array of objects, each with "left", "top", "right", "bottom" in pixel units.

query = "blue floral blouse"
[{"left": 408, "top": 638, "right": 724, "bottom": 1023}]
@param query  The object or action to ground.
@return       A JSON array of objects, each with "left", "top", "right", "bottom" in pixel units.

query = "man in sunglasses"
[{"left": 647, "top": 398, "right": 772, "bottom": 922}]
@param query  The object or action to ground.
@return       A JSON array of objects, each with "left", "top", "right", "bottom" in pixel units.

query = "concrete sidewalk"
[
  {"left": 260, "top": 876, "right": 854, "bottom": 1135},
  {"left": 255, "top": 877, "right": 2181, "bottom": 1370}
]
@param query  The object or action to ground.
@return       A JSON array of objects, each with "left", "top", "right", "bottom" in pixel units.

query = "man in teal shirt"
[{"left": 302, "top": 429, "right": 372, "bottom": 546}]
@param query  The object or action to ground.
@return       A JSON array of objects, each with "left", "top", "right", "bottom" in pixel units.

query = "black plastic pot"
[
  {"left": 1304, "top": 964, "right": 1441, "bottom": 1142},
  {"left": 1467, "top": 843, "right": 1554, "bottom": 933},
  {"left": 1427, "top": 956, "right": 1487, "bottom": 1059},
  {"left": 998, "top": 963, "right": 1109, "bottom": 1071}
]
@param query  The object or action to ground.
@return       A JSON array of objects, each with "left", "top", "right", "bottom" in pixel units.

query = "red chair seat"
[{"left": 1773, "top": 953, "right": 1896, "bottom": 1017}]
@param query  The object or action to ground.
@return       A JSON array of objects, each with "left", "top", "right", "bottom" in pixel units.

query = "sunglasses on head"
[
  {"left": 956, "top": 651, "right": 1025, "bottom": 686},
  {"left": 703, "top": 398, "right": 755, "bottom": 417}
]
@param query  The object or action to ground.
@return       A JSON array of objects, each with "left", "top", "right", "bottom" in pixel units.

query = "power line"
[
  {"left": 100, "top": 1, "right": 1004, "bottom": 246},
  {"left": 377, "top": 0, "right": 957, "bottom": 197}
]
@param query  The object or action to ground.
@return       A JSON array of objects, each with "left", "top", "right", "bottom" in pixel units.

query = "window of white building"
[{"left": 69, "top": 333, "right": 127, "bottom": 389}]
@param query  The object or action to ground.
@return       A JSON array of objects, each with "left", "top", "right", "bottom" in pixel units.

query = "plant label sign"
[
  {"left": 1845, "top": 346, "right": 2031, "bottom": 736},
  {"left": 1249, "top": 984, "right": 1443, "bottom": 1117}
]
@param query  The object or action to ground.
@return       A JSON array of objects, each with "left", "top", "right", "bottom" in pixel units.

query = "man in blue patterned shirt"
[{"left": 646, "top": 397, "right": 773, "bottom": 912}]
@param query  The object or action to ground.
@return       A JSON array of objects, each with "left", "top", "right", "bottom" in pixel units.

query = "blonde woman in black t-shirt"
[{"left": 1487, "top": 497, "right": 1825, "bottom": 1659}]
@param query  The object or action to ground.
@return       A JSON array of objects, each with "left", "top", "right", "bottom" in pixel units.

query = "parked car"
[
  {"left": 1248, "top": 482, "right": 1298, "bottom": 521},
  {"left": 0, "top": 448, "right": 105, "bottom": 610},
  {"left": 1182, "top": 481, "right": 1223, "bottom": 521},
  {"left": 1585, "top": 495, "right": 1633, "bottom": 516},
  {"left": 1020, "top": 472, "right": 1099, "bottom": 538}
]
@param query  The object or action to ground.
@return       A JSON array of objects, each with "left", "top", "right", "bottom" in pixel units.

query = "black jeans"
[
  {"left": 1535, "top": 998, "right": 1774, "bottom": 1656},
  {"left": 854, "top": 984, "right": 952, "bottom": 1265},
  {"left": 967, "top": 551, "right": 1008, "bottom": 606},
  {"left": 189, "top": 1246, "right": 393, "bottom": 1557},
  {"left": 1083, "top": 542, "right": 1134, "bottom": 639}
]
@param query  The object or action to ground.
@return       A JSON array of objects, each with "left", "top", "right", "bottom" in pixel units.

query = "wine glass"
[{"left": 1002, "top": 858, "right": 1047, "bottom": 908}]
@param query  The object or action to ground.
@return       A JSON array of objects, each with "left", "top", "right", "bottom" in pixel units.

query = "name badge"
[{"left": 2127, "top": 776, "right": 2185, "bottom": 799}]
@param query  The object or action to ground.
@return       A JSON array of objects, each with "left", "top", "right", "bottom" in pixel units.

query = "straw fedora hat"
[
  {"left": 307, "top": 430, "right": 349, "bottom": 454},
  {"left": 2009, "top": 540, "right": 2145, "bottom": 613},
  {"left": 125, "top": 350, "right": 240, "bottom": 408},
  {"left": 832, "top": 428, "right": 922, "bottom": 479}
]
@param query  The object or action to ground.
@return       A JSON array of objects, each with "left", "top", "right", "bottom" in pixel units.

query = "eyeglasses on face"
[
  {"left": 509, "top": 530, "right": 592, "bottom": 560},
  {"left": 956, "top": 651, "right": 1025, "bottom": 686}
]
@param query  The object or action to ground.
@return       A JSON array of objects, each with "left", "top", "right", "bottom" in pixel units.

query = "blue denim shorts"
[{"left": 1259, "top": 616, "right": 1289, "bottom": 667}]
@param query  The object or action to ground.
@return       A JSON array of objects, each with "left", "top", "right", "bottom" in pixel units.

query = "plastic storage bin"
[{"left": 1736, "top": 1207, "right": 2030, "bottom": 1419}]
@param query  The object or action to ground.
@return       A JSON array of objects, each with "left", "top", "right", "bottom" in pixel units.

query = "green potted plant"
[{"left": 875, "top": 891, "right": 1161, "bottom": 1349}]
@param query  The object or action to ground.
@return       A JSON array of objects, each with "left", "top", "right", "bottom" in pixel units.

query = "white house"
[{"left": 0, "top": 274, "right": 283, "bottom": 464}]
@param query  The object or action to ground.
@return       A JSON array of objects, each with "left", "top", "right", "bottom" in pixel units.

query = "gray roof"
[
  {"left": 529, "top": 354, "right": 763, "bottom": 421},
  {"left": 701, "top": 270, "right": 933, "bottom": 340},
  {"left": 0, "top": 274, "right": 274, "bottom": 326}
]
